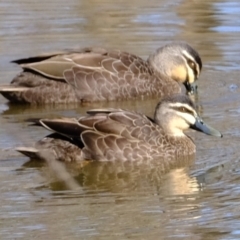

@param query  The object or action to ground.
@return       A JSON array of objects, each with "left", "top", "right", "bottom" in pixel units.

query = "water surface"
[{"left": 0, "top": 0, "right": 240, "bottom": 239}]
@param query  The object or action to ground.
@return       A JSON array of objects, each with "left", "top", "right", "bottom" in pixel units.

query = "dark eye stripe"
[
  {"left": 187, "top": 59, "right": 198, "bottom": 77},
  {"left": 183, "top": 50, "right": 202, "bottom": 71},
  {"left": 187, "top": 59, "right": 195, "bottom": 69},
  {"left": 171, "top": 106, "right": 194, "bottom": 115}
]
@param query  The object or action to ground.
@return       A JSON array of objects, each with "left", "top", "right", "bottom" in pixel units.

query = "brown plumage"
[
  {"left": 17, "top": 95, "right": 222, "bottom": 163},
  {"left": 0, "top": 42, "right": 202, "bottom": 104}
]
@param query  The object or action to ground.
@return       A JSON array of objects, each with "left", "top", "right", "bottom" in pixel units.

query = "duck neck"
[
  {"left": 163, "top": 124, "right": 185, "bottom": 137},
  {"left": 148, "top": 56, "right": 168, "bottom": 77},
  {"left": 154, "top": 112, "right": 185, "bottom": 137}
]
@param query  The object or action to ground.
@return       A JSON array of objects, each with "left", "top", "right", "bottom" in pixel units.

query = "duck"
[
  {"left": 0, "top": 42, "right": 202, "bottom": 104},
  {"left": 16, "top": 94, "right": 222, "bottom": 162}
]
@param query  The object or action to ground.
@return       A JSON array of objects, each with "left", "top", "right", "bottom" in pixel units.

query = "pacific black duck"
[
  {"left": 17, "top": 94, "right": 222, "bottom": 162},
  {"left": 0, "top": 42, "right": 202, "bottom": 104}
]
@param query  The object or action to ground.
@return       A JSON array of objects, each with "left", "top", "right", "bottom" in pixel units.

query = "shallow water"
[{"left": 0, "top": 0, "right": 240, "bottom": 239}]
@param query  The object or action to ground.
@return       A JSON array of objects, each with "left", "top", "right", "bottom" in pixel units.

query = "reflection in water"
[
  {"left": 159, "top": 168, "right": 201, "bottom": 196},
  {"left": 0, "top": 0, "right": 240, "bottom": 239},
  {"left": 79, "top": 0, "right": 183, "bottom": 55},
  {"left": 177, "top": 0, "right": 223, "bottom": 64},
  {"left": 0, "top": 98, "right": 159, "bottom": 131},
  {"left": 23, "top": 155, "right": 197, "bottom": 196},
  {"left": 177, "top": 0, "right": 240, "bottom": 70},
  {"left": 1, "top": 97, "right": 159, "bottom": 117},
  {"left": 20, "top": 157, "right": 208, "bottom": 239}
]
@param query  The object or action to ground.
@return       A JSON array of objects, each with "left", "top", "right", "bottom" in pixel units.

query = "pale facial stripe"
[
  {"left": 168, "top": 102, "right": 198, "bottom": 118},
  {"left": 182, "top": 50, "right": 200, "bottom": 81},
  {"left": 165, "top": 102, "right": 198, "bottom": 136}
]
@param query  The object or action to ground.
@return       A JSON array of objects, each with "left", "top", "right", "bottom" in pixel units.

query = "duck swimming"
[
  {"left": 0, "top": 42, "right": 202, "bottom": 104},
  {"left": 17, "top": 94, "right": 222, "bottom": 162}
]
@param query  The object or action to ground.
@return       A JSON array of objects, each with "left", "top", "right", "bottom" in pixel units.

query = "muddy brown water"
[{"left": 0, "top": 0, "right": 240, "bottom": 239}]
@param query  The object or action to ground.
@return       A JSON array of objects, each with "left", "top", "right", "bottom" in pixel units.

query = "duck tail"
[
  {"left": 0, "top": 85, "right": 29, "bottom": 103},
  {"left": 16, "top": 147, "right": 43, "bottom": 160}
]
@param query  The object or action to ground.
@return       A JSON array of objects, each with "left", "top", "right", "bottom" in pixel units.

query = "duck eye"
[
  {"left": 188, "top": 60, "right": 195, "bottom": 69},
  {"left": 180, "top": 107, "right": 186, "bottom": 112}
]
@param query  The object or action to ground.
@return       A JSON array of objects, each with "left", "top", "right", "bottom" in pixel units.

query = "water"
[{"left": 0, "top": 0, "right": 240, "bottom": 239}]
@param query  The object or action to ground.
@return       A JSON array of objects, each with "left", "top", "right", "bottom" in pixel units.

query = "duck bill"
[
  {"left": 191, "top": 118, "right": 223, "bottom": 137},
  {"left": 185, "top": 82, "right": 198, "bottom": 94}
]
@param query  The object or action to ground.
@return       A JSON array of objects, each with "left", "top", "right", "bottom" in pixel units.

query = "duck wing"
[{"left": 38, "top": 109, "right": 161, "bottom": 161}]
